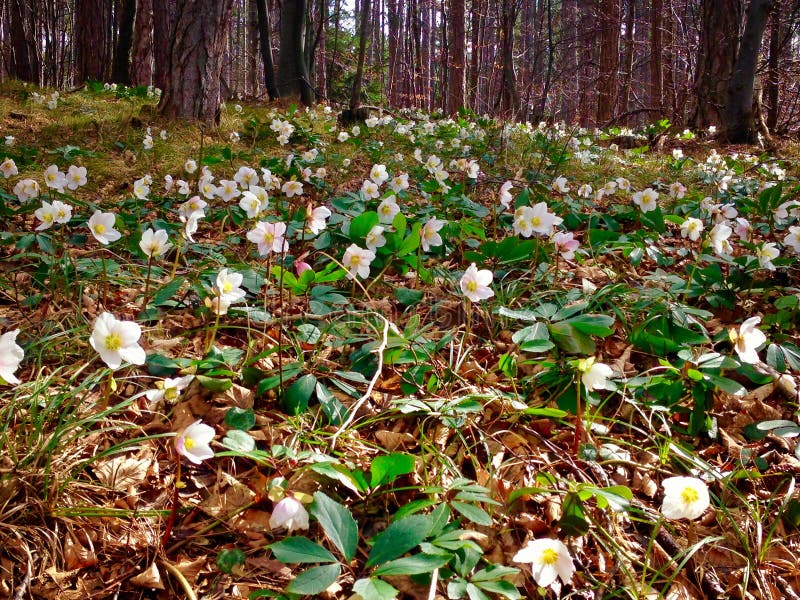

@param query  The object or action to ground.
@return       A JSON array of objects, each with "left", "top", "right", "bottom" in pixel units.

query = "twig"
[
  {"left": 12, "top": 569, "right": 30, "bottom": 600},
  {"left": 427, "top": 568, "right": 439, "bottom": 600},
  {"left": 161, "top": 560, "right": 198, "bottom": 600},
  {"left": 330, "top": 313, "right": 390, "bottom": 450}
]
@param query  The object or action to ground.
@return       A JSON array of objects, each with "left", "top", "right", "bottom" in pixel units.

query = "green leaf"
[
  {"left": 311, "top": 492, "right": 359, "bottom": 562},
  {"left": 351, "top": 211, "right": 380, "bottom": 241},
  {"left": 562, "top": 314, "right": 615, "bottom": 337},
  {"left": 372, "top": 553, "right": 451, "bottom": 576},
  {"left": 316, "top": 382, "right": 347, "bottom": 425},
  {"left": 395, "top": 287, "right": 424, "bottom": 306},
  {"left": 296, "top": 323, "right": 321, "bottom": 345},
  {"left": 352, "top": 577, "right": 399, "bottom": 600},
  {"left": 548, "top": 322, "right": 596, "bottom": 355},
  {"left": 269, "top": 536, "right": 338, "bottom": 564},
  {"left": 286, "top": 563, "right": 341, "bottom": 595},
  {"left": 153, "top": 276, "right": 186, "bottom": 306},
  {"left": 216, "top": 548, "right": 246, "bottom": 574},
  {"left": 511, "top": 323, "right": 554, "bottom": 353},
  {"left": 366, "top": 513, "right": 434, "bottom": 567},
  {"left": 196, "top": 374, "right": 233, "bottom": 392},
  {"left": 222, "top": 429, "right": 256, "bottom": 452},
  {"left": 146, "top": 353, "right": 181, "bottom": 377},
  {"left": 370, "top": 453, "right": 415, "bottom": 488},
  {"left": 473, "top": 580, "right": 522, "bottom": 600},
  {"left": 497, "top": 306, "right": 540, "bottom": 322},
  {"left": 466, "top": 583, "right": 491, "bottom": 600},
  {"left": 559, "top": 492, "right": 590, "bottom": 536},
  {"left": 451, "top": 501, "right": 493, "bottom": 526},
  {"left": 397, "top": 223, "right": 421, "bottom": 256},
  {"left": 225, "top": 407, "right": 256, "bottom": 431},
  {"left": 282, "top": 374, "right": 317, "bottom": 415},
  {"left": 471, "top": 564, "right": 521, "bottom": 582}
]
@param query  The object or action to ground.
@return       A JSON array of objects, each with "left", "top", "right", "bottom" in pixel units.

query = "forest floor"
[{"left": 0, "top": 80, "right": 799, "bottom": 599}]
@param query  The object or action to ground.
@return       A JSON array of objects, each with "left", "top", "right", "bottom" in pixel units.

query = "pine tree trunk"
[
  {"left": 158, "top": 0, "right": 235, "bottom": 123},
  {"left": 152, "top": 0, "right": 176, "bottom": 91},
  {"left": 446, "top": 0, "right": 466, "bottom": 114},
  {"left": 130, "top": 0, "right": 153, "bottom": 85},
  {"left": 596, "top": 0, "right": 620, "bottom": 124},
  {"left": 650, "top": 0, "right": 663, "bottom": 112},
  {"left": 276, "top": 0, "right": 314, "bottom": 104},
  {"left": 111, "top": 0, "right": 136, "bottom": 84},
  {"left": 256, "top": 0, "right": 278, "bottom": 99},
  {"left": 350, "top": 0, "right": 371, "bottom": 110},
  {"left": 75, "top": 0, "right": 112, "bottom": 82},
  {"left": 765, "top": 3, "right": 782, "bottom": 131}
]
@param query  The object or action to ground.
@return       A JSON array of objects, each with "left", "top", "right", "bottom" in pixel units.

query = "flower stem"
[{"left": 141, "top": 257, "right": 153, "bottom": 310}]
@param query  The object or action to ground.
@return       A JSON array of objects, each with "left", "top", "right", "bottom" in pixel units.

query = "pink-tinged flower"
[
  {"left": 632, "top": 188, "right": 658, "bottom": 213},
  {"left": 295, "top": 261, "right": 312, "bottom": 276},
  {"left": 513, "top": 538, "right": 575, "bottom": 589},
  {"left": 365, "top": 225, "right": 387, "bottom": 251},
  {"left": 709, "top": 223, "right": 732, "bottom": 256},
  {"left": 388, "top": 172, "right": 409, "bottom": 193},
  {"left": 14, "top": 178, "right": 40, "bottom": 202},
  {"left": 216, "top": 179, "right": 240, "bottom": 203},
  {"left": 783, "top": 225, "right": 800, "bottom": 254},
  {"left": 66, "top": 165, "right": 87, "bottom": 190},
  {"left": 552, "top": 176, "right": 569, "bottom": 194},
  {"left": 342, "top": 244, "right": 375, "bottom": 279},
  {"left": 89, "top": 312, "right": 146, "bottom": 370},
  {"left": 247, "top": 221, "right": 288, "bottom": 256},
  {"left": 282, "top": 179, "right": 304, "bottom": 198},
  {"left": 553, "top": 231, "right": 579, "bottom": 259},
  {"left": 577, "top": 183, "right": 593, "bottom": 199},
  {"left": 306, "top": 205, "right": 331, "bottom": 235},
  {"left": 669, "top": 181, "right": 686, "bottom": 199},
  {"left": 88, "top": 210, "right": 121, "bottom": 245},
  {"left": 734, "top": 217, "right": 751, "bottom": 241},
  {"left": 730, "top": 316, "right": 767, "bottom": 364},
  {"left": 234, "top": 166, "right": 259, "bottom": 189},
  {"left": 269, "top": 496, "right": 310, "bottom": 532},
  {"left": 421, "top": 217, "right": 445, "bottom": 252},
  {"left": 175, "top": 419, "right": 215, "bottom": 465},
  {"left": 499, "top": 181, "right": 514, "bottom": 209},
  {"left": 459, "top": 263, "right": 494, "bottom": 302},
  {"left": 0, "top": 157, "right": 18, "bottom": 178},
  {"left": 139, "top": 228, "right": 172, "bottom": 258},
  {"left": 378, "top": 195, "right": 401, "bottom": 224},
  {"left": 178, "top": 196, "right": 207, "bottom": 220},
  {"left": 0, "top": 329, "right": 24, "bottom": 385},
  {"left": 679, "top": 217, "right": 704, "bottom": 242},
  {"left": 661, "top": 476, "right": 710, "bottom": 520}
]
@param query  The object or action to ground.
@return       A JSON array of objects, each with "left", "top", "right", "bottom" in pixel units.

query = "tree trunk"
[
  {"left": 130, "top": 0, "right": 153, "bottom": 85},
  {"left": 725, "top": 0, "right": 773, "bottom": 143},
  {"left": 277, "top": 0, "right": 314, "bottom": 104},
  {"left": 256, "top": 0, "right": 278, "bottom": 99},
  {"left": 111, "top": 0, "right": 136, "bottom": 84},
  {"left": 152, "top": 0, "right": 176, "bottom": 91},
  {"left": 8, "top": 0, "right": 40, "bottom": 83},
  {"left": 691, "top": 0, "right": 742, "bottom": 129},
  {"left": 497, "top": 0, "right": 520, "bottom": 117},
  {"left": 596, "top": 0, "right": 620, "bottom": 124},
  {"left": 75, "top": 0, "right": 112, "bottom": 82},
  {"left": 618, "top": 0, "right": 635, "bottom": 117},
  {"left": 349, "top": 0, "right": 371, "bottom": 110},
  {"left": 559, "top": 0, "right": 578, "bottom": 121},
  {"left": 764, "top": 2, "right": 782, "bottom": 131},
  {"left": 158, "top": 0, "right": 235, "bottom": 123},
  {"left": 650, "top": 0, "right": 663, "bottom": 112},
  {"left": 446, "top": 0, "right": 466, "bottom": 114}
]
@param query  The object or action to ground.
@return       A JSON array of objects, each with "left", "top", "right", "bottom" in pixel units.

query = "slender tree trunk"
[
  {"left": 650, "top": 0, "right": 663, "bottom": 112},
  {"left": 725, "top": 0, "right": 773, "bottom": 143},
  {"left": 158, "top": 0, "right": 235, "bottom": 123},
  {"left": 577, "top": 1, "right": 594, "bottom": 125},
  {"left": 596, "top": 0, "right": 620, "bottom": 124},
  {"left": 765, "top": 2, "right": 782, "bottom": 131},
  {"left": 446, "top": 0, "right": 466, "bottom": 114},
  {"left": 618, "top": 0, "right": 635, "bottom": 118},
  {"left": 75, "top": 0, "right": 112, "bottom": 82},
  {"left": 130, "top": 0, "right": 154, "bottom": 85},
  {"left": 111, "top": 0, "right": 136, "bottom": 84},
  {"left": 536, "top": 0, "right": 554, "bottom": 122},
  {"left": 276, "top": 0, "right": 314, "bottom": 103},
  {"left": 559, "top": 0, "right": 578, "bottom": 121},
  {"left": 497, "top": 0, "right": 520, "bottom": 117},
  {"left": 350, "top": 0, "right": 371, "bottom": 110}
]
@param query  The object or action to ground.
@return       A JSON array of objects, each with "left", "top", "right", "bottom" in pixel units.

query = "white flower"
[
  {"left": 175, "top": 419, "right": 215, "bottom": 465},
  {"left": 672, "top": 149, "right": 684, "bottom": 160},
  {"left": 213, "top": 269, "right": 246, "bottom": 305},
  {"left": 139, "top": 228, "right": 173, "bottom": 258},
  {"left": 499, "top": 181, "right": 514, "bottom": 209},
  {"left": 88, "top": 210, "right": 122, "bottom": 245},
  {"left": 370, "top": 164, "right": 388, "bottom": 186},
  {"left": 133, "top": 177, "right": 150, "bottom": 200},
  {"left": 756, "top": 242, "right": 779, "bottom": 270},
  {"left": 602, "top": 181, "right": 618, "bottom": 196},
  {"left": 616, "top": 177, "right": 631, "bottom": 192},
  {"left": 90, "top": 312, "right": 146, "bottom": 370},
  {"left": 660, "top": 476, "right": 710, "bottom": 520},
  {"left": 216, "top": 179, "right": 240, "bottom": 203},
  {"left": 680, "top": 217, "right": 704, "bottom": 241},
  {"left": 361, "top": 179, "right": 380, "bottom": 199},
  {"left": 146, "top": 375, "right": 194, "bottom": 403},
  {"left": 730, "top": 316, "right": 767, "bottom": 364},
  {"left": 577, "top": 183, "right": 593, "bottom": 199},
  {"left": 342, "top": 244, "right": 375, "bottom": 279},
  {"left": 239, "top": 190, "right": 265, "bottom": 218},
  {"left": 378, "top": 195, "right": 401, "bottom": 224},
  {"left": 234, "top": 166, "right": 259, "bottom": 189},
  {"left": 269, "top": 496, "right": 309, "bottom": 532},
  {"left": 34, "top": 201, "right": 57, "bottom": 231},
  {"left": 632, "top": 188, "right": 659, "bottom": 213},
  {"left": 734, "top": 217, "right": 751, "bottom": 241},
  {"left": 247, "top": 221, "right": 288, "bottom": 255},
  {"left": 66, "top": 165, "right": 87, "bottom": 190},
  {"left": 528, "top": 202, "right": 563, "bottom": 236},
  {"left": 553, "top": 231, "right": 579, "bottom": 259},
  {"left": 184, "top": 159, "right": 197, "bottom": 174},
  {"left": 44, "top": 165, "right": 67, "bottom": 192},
  {"left": 783, "top": 225, "right": 800, "bottom": 254},
  {"left": 421, "top": 217, "right": 445, "bottom": 252},
  {"left": 178, "top": 196, "right": 207, "bottom": 220},
  {"left": 365, "top": 225, "right": 386, "bottom": 251},
  {"left": 577, "top": 356, "right": 613, "bottom": 391},
  {"left": 669, "top": 181, "right": 686, "bottom": 199},
  {"left": 513, "top": 538, "right": 575, "bottom": 589},
  {"left": 552, "top": 176, "right": 569, "bottom": 194},
  {"left": 459, "top": 263, "right": 494, "bottom": 302},
  {"left": 0, "top": 330, "right": 24, "bottom": 384},
  {"left": 282, "top": 179, "right": 304, "bottom": 198},
  {"left": 388, "top": 173, "right": 409, "bottom": 193},
  {"left": 709, "top": 223, "right": 733, "bottom": 256},
  {"left": 337, "top": 131, "right": 350, "bottom": 142},
  {"left": 306, "top": 205, "right": 331, "bottom": 234}
]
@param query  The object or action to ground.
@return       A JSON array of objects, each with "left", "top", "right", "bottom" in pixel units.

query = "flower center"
[
  {"left": 466, "top": 281, "right": 478, "bottom": 292},
  {"left": 540, "top": 548, "right": 559, "bottom": 565},
  {"left": 681, "top": 487, "right": 699, "bottom": 504},
  {"left": 93, "top": 223, "right": 106, "bottom": 234},
  {"left": 531, "top": 216, "right": 542, "bottom": 227},
  {"left": 222, "top": 281, "right": 233, "bottom": 293},
  {"left": 165, "top": 387, "right": 179, "bottom": 401},
  {"left": 105, "top": 333, "right": 122, "bottom": 351},
  {"left": 184, "top": 437, "right": 195, "bottom": 450},
  {"left": 349, "top": 255, "right": 362, "bottom": 267}
]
